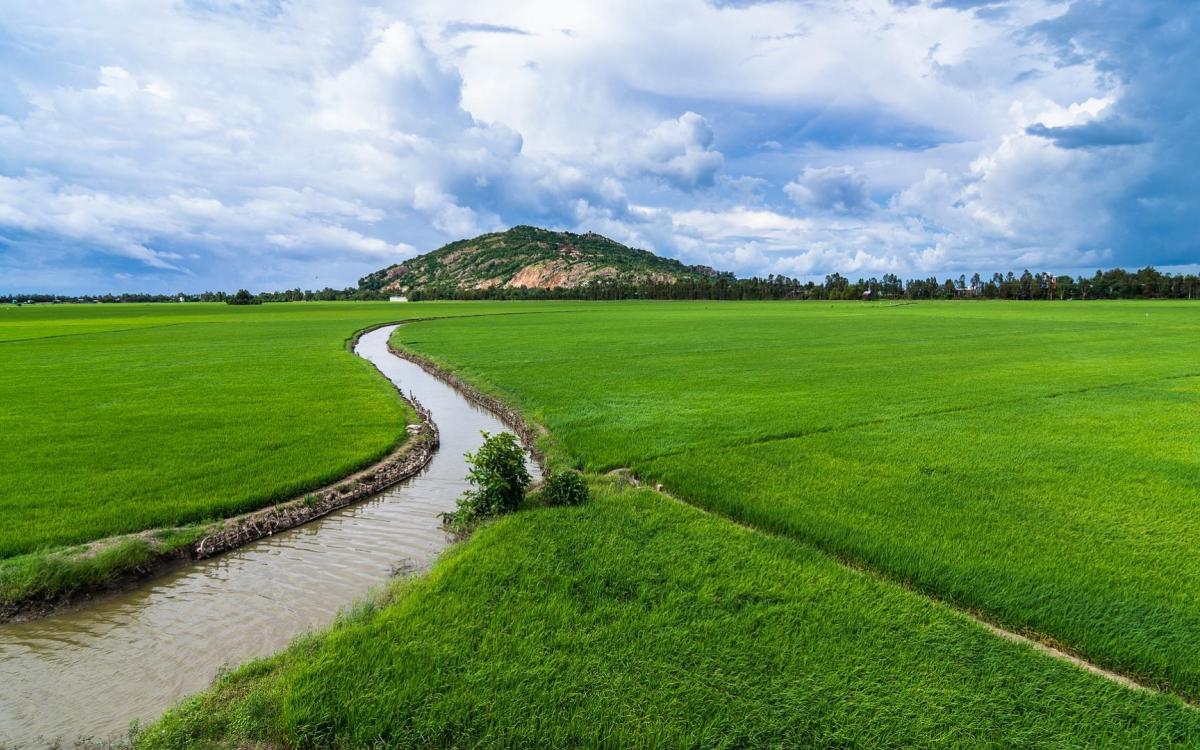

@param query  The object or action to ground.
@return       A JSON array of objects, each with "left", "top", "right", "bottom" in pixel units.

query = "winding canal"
[{"left": 0, "top": 324, "right": 539, "bottom": 748}]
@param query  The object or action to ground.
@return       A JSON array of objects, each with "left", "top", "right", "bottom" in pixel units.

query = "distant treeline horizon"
[{"left": 6, "top": 265, "right": 1199, "bottom": 304}]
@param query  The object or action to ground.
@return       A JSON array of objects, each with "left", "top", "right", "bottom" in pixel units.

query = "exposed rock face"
[
  {"left": 358, "top": 225, "right": 721, "bottom": 295},
  {"left": 507, "top": 260, "right": 619, "bottom": 289}
]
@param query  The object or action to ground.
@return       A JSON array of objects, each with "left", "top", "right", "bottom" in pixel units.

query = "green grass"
[
  {"left": 140, "top": 481, "right": 1200, "bottom": 749},
  {"left": 0, "top": 301, "right": 584, "bottom": 561},
  {"left": 14, "top": 299, "right": 1200, "bottom": 745},
  {"left": 390, "top": 301, "right": 1200, "bottom": 698},
  {"left": 0, "top": 526, "right": 203, "bottom": 608}
]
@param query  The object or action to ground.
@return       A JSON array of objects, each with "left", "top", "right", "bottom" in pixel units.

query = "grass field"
[
  {"left": 140, "top": 481, "right": 1200, "bottom": 749},
  {"left": 388, "top": 302, "right": 1200, "bottom": 698},
  {"left": 0, "top": 302, "right": 582, "bottom": 564},
  {"left": 0, "top": 303, "right": 415, "bottom": 559},
  {"left": 10, "top": 300, "right": 1200, "bottom": 745}
]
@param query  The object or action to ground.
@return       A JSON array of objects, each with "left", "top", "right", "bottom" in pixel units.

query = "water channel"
[{"left": 0, "top": 324, "right": 537, "bottom": 747}]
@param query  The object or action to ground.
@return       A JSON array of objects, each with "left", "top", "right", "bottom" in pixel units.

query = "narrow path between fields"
[{"left": 619, "top": 471, "right": 1192, "bottom": 707}]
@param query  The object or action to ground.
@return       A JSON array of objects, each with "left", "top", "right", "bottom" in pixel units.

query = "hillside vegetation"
[{"left": 357, "top": 225, "right": 717, "bottom": 297}]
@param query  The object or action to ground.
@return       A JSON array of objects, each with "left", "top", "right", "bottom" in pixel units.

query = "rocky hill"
[{"left": 359, "top": 226, "right": 719, "bottom": 296}]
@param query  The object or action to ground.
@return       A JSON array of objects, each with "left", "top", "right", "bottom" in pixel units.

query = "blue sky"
[{"left": 0, "top": 0, "right": 1195, "bottom": 293}]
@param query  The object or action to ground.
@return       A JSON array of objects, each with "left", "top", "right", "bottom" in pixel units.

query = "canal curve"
[{"left": 0, "top": 324, "right": 539, "bottom": 748}]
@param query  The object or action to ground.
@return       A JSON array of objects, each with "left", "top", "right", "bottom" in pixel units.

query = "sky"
[{"left": 0, "top": 0, "right": 1195, "bottom": 293}]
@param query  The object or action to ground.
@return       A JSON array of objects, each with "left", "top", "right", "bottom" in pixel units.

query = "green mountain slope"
[{"left": 359, "top": 226, "right": 719, "bottom": 295}]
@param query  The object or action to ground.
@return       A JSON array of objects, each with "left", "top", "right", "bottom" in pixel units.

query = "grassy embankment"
[
  {"left": 142, "top": 480, "right": 1200, "bottom": 748},
  {"left": 0, "top": 301, "right": 576, "bottom": 608},
  {"left": 138, "top": 300, "right": 1200, "bottom": 747}
]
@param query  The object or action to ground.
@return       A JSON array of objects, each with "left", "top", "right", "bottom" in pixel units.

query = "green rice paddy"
[
  {"left": 0, "top": 302, "right": 567, "bottom": 560},
  {"left": 391, "top": 301, "right": 1200, "bottom": 699},
  {"left": 7, "top": 300, "right": 1200, "bottom": 746},
  {"left": 142, "top": 481, "right": 1200, "bottom": 749}
]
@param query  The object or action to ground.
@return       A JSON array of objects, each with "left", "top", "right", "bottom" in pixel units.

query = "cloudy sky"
[{"left": 0, "top": 0, "right": 1195, "bottom": 293}]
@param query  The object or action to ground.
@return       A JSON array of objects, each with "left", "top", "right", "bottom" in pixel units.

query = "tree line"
[
  {"left": 404, "top": 266, "right": 1200, "bottom": 302},
  {"left": 5, "top": 266, "right": 1198, "bottom": 305},
  {"left": 1, "top": 287, "right": 373, "bottom": 305}
]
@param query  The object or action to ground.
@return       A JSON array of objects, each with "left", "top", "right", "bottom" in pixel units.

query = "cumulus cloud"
[
  {"left": 629, "top": 112, "right": 724, "bottom": 190},
  {"left": 314, "top": 22, "right": 470, "bottom": 136},
  {"left": 785, "top": 166, "right": 875, "bottom": 213}
]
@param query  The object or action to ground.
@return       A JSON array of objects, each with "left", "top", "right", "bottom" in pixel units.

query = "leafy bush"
[
  {"left": 442, "top": 431, "right": 530, "bottom": 533},
  {"left": 541, "top": 471, "right": 589, "bottom": 507}
]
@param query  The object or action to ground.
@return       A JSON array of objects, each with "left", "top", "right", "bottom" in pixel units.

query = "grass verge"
[{"left": 0, "top": 527, "right": 202, "bottom": 617}]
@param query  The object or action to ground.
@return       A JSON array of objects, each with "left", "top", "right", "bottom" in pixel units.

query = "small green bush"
[
  {"left": 541, "top": 471, "right": 589, "bottom": 507},
  {"left": 442, "top": 431, "right": 530, "bottom": 533}
]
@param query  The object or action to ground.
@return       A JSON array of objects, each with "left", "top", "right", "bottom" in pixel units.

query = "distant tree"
[{"left": 226, "top": 289, "right": 261, "bottom": 305}]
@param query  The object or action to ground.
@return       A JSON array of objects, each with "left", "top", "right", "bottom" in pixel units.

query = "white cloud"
[
  {"left": 0, "top": 0, "right": 1176, "bottom": 291},
  {"left": 785, "top": 166, "right": 875, "bottom": 214},
  {"left": 628, "top": 112, "right": 724, "bottom": 190},
  {"left": 313, "top": 22, "right": 469, "bottom": 136}
]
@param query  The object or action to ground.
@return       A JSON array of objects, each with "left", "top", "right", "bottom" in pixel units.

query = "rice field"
[
  {"left": 390, "top": 301, "right": 1200, "bottom": 699},
  {"left": 11, "top": 299, "right": 1200, "bottom": 746},
  {"left": 141, "top": 479, "right": 1200, "bottom": 749},
  {"left": 0, "top": 301, "right": 577, "bottom": 559}
]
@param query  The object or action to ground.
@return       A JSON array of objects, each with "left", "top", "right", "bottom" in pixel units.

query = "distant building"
[{"left": 389, "top": 295, "right": 409, "bottom": 303}]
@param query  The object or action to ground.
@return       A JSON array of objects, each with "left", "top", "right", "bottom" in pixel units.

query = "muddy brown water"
[{"left": 0, "top": 325, "right": 539, "bottom": 748}]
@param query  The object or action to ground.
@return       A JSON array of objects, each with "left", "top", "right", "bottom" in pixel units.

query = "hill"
[{"left": 358, "top": 226, "right": 719, "bottom": 296}]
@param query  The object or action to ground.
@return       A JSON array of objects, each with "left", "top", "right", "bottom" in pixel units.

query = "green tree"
[
  {"left": 442, "top": 432, "right": 531, "bottom": 532},
  {"left": 226, "top": 289, "right": 260, "bottom": 305}
]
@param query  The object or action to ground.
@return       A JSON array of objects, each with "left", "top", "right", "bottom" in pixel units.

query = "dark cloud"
[
  {"left": 1025, "top": 120, "right": 1147, "bottom": 149},
  {"left": 1033, "top": 0, "right": 1200, "bottom": 265}
]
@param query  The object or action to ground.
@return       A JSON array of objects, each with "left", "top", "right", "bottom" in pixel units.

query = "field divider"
[
  {"left": 193, "top": 396, "right": 438, "bottom": 559},
  {"left": 385, "top": 336, "right": 549, "bottom": 471},
  {"left": 609, "top": 468, "right": 1195, "bottom": 708},
  {"left": 0, "top": 320, "right": 196, "bottom": 345}
]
